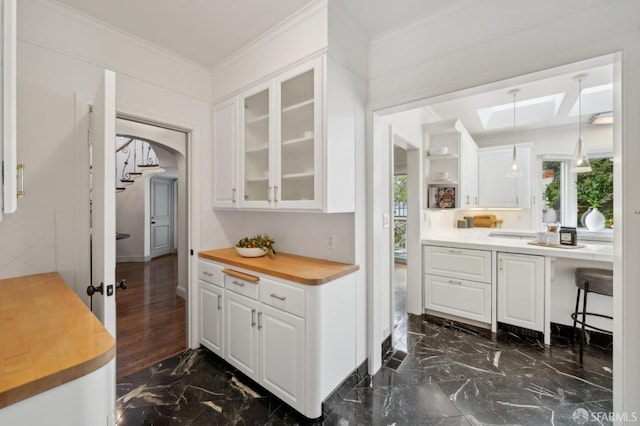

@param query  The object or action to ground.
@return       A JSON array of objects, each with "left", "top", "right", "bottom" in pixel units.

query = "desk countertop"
[{"left": 0, "top": 272, "right": 115, "bottom": 408}]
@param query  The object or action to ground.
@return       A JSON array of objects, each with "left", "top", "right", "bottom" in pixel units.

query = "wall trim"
[
  {"left": 116, "top": 255, "right": 149, "bottom": 263},
  {"left": 211, "top": 0, "right": 327, "bottom": 76},
  {"left": 31, "top": 0, "right": 213, "bottom": 75}
]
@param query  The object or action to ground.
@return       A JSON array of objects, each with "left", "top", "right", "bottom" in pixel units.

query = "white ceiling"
[
  {"left": 52, "top": 0, "right": 458, "bottom": 69},
  {"left": 422, "top": 63, "right": 613, "bottom": 138}
]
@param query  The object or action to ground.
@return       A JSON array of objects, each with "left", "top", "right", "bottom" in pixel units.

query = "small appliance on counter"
[{"left": 559, "top": 226, "right": 578, "bottom": 245}]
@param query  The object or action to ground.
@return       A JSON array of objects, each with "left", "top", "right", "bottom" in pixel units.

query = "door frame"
[{"left": 74, "top": 95, "right": 202, "bottom": 350}]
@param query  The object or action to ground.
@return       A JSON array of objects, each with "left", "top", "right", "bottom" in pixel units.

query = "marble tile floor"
[{"left": 116, "top": 314, "right": 612, "bottom": 425}]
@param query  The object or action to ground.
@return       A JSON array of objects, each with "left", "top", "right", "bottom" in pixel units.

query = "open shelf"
[
  {"left": 426, "top": 154, "right": 458, "bottom": 160},
  {"left": 282, "top": 98, "right": 313, "bottom": 113}
]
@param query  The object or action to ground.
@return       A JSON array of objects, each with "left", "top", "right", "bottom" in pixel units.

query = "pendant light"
[
  {"left": 570, "top": 74, "right": 592, "bottom": 173},
  {"left": 507, "top": 89, "right": 523, "bottom": 178}
]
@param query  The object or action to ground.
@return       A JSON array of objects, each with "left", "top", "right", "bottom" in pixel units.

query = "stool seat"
[{"left": 575, "top": 268, "right": 613, "bottom": 296}]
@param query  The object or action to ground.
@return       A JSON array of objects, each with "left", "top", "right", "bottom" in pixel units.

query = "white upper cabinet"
[
  {"left": 1, "top": 0, "right": 17, "bottom": 221},
  {"left": 239, "top": 81, "right": 273, "bottom": 209},
  {"left": 424, "top": 119, "right": 478, "bottom": 209},
  {"left": 478, "top": 145, "right": 532, "bottom": 208},
  {"left": 212, "top": 98, "right": 238, "bottom": 208},
  {"left": 212, "top": 55, "right": 355, "bottom": 212}
]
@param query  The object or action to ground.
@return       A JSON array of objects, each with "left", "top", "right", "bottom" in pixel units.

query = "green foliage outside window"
[{"left": 577, "top": 158, "right": 614, "bottom": 226}]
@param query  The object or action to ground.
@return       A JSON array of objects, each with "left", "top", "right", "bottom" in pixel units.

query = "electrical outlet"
[{"left": 326, "top": 233, "right": 336, "bottom": 250}]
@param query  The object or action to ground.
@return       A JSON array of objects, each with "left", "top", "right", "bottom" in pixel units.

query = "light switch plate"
[{"left": 383, "top": 214, "right": 390, "bottom": 228}]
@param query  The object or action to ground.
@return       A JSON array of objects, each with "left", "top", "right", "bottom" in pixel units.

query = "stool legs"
[
  {"left": 573, "top": 288, "right": 581, "bottom": 343},
  {"left": 580, "top": 282, "right": 590, "bottom": 366}
]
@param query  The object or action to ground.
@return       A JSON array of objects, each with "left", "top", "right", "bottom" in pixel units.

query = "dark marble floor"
[{"left": 116, "top": 315, "right": 613, "bottom": 425}]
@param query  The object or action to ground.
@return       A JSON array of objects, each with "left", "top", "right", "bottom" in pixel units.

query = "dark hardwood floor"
[{"left": 115, "top": 254, "right": 186, "bottom": 379}]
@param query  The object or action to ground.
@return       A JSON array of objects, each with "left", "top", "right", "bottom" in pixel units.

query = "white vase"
[{"left": 585, "top": 207, "right": 605, "bottom": 232}]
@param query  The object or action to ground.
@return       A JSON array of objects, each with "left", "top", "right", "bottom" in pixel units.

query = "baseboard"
[
  {"left": 322, "top": 358, "right": 369, "bottom": 417},
  {"left": 176, "top": 286, "right": 186, "bottom": 299},
  {"left": 550, "top": 321, "right": 613, "bottom": 349},
  {"left": 116, "top": 255, "right": 150, "bottom": 263}
]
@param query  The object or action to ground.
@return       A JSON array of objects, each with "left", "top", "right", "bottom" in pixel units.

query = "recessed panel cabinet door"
[
  {"left": 225, "top": 290, "right": 259, "bottom": 381},
  {"left": 497, "top": 252, "right": 544, "bottom": 332},
  {"left": 200, "top": 281, "right": 223, "bottom": 357},
  {"left": 259, "top": 304, "right": 305, "bottom": 412},
  {"left": 212, "top": 98, "right": 238, "bottom": 208}
]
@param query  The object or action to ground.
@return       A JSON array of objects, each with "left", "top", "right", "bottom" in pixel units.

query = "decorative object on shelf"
[
  {"left": 507, "top": 89, "right": 523, "bottom": 178},
  {"left": 559, "top": 226, "right": 578, "bottom": 245},
  {"left": 437, "top": 187, "right": 456, "bottom": 208},
  {"left": 474, "top": 214, "right": 503, "bottom": 228},
  {"left": 570, "top": 74, "right": 592, "bottom": 173},
  {"left": 428, "top": 147, "right": 448, "bottom": 156},
  {"left": 433, "top": 171, "right": 449, "bottom": 181},
  {"left": 584, "top": 208, "right": 606, "bottom": 232},
  {"left": 578, "top": 173, "right": 612, "bottom": 231},
  {"left": 457, "top": 219, "right": 468, "bottom": 228},
  {"left": 235, "top": 234, "right": 276, "bottom": 258}
]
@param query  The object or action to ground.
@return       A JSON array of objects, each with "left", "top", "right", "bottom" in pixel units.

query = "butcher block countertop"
[
  {"left": 0, "top": 273, "right": 115, "bottom": 409},
  {"left": 199, "top": 248, "right": 359, "bottom": 285}
]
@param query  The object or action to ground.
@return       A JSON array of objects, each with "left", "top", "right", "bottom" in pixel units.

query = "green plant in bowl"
[{"left": 236, "top": 234, "right": 276, "bottom": 258}]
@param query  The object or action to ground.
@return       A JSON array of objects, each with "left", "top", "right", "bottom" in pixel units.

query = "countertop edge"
[
  {"left": 0, "top": 273, "right": 116, "bottom": 409},
  {"left": 0, "top": 342, "right": 115, "bottom": 409},
  {"left": 198, "top": 250, "right": 360, "bottom": 285}
]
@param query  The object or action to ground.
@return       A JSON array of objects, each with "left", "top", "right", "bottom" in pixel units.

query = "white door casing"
[
  {"left": 91, "top": 69, "right": 117, "bottom": 337},
  {"left": 1, "top": 0, "right": 17, "bottom": 219},
  {"left": 150, "top": 177, "right": 174, "bottom": 258}
]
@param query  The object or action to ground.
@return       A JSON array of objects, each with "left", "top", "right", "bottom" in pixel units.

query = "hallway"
[{"left": 116, "top": 254, "right": 186, "bottom": 379}]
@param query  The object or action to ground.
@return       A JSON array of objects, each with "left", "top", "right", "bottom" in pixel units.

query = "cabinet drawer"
[
  {"left": 260, "top": 277, "right": 305, "bottom": 317},
  {"left": 224, "top": 269, "right": 259, "bottom": 300},
  {"left": 199, "top": 260, "right": 224, "bottom": 286},
  {"left": 424, "top": 274, "right": 491, "bottom": 324},
  {"left": 424, "top": 245, "right": 491, "bottom": 283}
]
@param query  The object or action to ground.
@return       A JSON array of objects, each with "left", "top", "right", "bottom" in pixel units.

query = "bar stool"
[{"left": 571, "top": 267, "right": 613, "bottom": 366}]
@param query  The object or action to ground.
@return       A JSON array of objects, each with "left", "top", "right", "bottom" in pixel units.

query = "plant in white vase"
[{"left": 578, "top": 174, "right": 612, "bottom": 232}]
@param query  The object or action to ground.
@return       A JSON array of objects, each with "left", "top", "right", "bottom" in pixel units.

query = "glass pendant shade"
[
  {"left": 569, "top": 137, "right": 592, "bottom": 173},
  {"left": 570, "top": 76, "right": 592, "bottom": 173},
  {"left": 507, "top": 89, "right": 522, "bottom": 177}
]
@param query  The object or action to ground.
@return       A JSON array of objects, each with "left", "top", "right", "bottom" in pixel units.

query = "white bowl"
[
  {"left": 433, "top": 171, "right": 449, "bottom": 180},
  {"left": 428, "top": 147, "right": 448, "bottom": 156},
  {"left": 235, "top": 247, "right": 268, "bottom": 257}
]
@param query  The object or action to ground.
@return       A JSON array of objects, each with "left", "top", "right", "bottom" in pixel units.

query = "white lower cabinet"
[
  {"left": 199, "top": 257, "right": 356, "bottom": 419},
  {"left": 199, "top": 281, "right": 224, "bottom": 357},
  {"left": 423, "top": 245, "right": 492, "bottom": 325},
  {"left": 225, "top": 290, "right": 260, "bottom": 380},
  {"left": 259, "top": 304, "right": 305, "bottom": 412},
  {"left": 424, "top": 275, "right": 491, "bottom": 323},
  {"left": 497, "top": 252, "right": 544, "bottom": 332}
]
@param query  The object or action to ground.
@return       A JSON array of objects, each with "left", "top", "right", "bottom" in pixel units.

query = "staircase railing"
[{"left": 115, "top": 136, "right": 159, "bottom": 192}]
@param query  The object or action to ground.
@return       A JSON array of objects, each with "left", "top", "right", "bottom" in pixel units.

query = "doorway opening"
[
  {"left": 114, "top": 117, "right": 189, "bottom": 378},
  {"left": 392, "top": 146, "right": 408, "bottom": 333}
]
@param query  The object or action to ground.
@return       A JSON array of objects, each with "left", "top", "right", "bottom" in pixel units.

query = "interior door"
[
  {"left": 150, "top": 177, "right": 173, "bottom": 258},
  {"left": 91, "top": 69, "right": 117, "bottom": 337},
  {"left": 1, "top": 0, "right": 17, "bottom": 220}
]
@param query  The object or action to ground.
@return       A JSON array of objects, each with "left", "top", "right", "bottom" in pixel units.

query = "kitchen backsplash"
[{"left": 424, "top": 209, "right": 533, "bottom": 230}]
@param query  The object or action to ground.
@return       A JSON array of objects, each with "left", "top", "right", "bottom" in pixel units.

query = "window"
[{"left": 540, "top": 155, "right": 613, "bottom": 230}]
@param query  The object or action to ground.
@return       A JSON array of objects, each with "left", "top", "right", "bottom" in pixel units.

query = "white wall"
[
  {"left": 15, "top": 0, "right": 216, "bottom": 322},
  {"left": 368, "top": 0, "right": 640, "bottom": 414}
]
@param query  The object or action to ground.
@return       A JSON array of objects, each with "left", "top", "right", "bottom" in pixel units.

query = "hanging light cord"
[{"left": 578, "top": 78, "right": 582, "bottom": 144}]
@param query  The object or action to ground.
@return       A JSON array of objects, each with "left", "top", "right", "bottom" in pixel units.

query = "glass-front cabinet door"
[
  {"left": 240, "top": 83, "right": 272, "bottom": 208},
  {"left": 275, "top": 58, "right": 322, "bottom": 210}
]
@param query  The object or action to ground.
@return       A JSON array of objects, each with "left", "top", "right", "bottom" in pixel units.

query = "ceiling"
[
  {"left": 53, "top": 0, "right": 458, "bottom": 69},
  {"left": 423, "top": 63, "right": 613, "bottom": 138}
]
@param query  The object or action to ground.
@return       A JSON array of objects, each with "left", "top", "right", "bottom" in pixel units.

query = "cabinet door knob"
[
  {"left": 232, "top": 188, "right": 237, "bottom": 203},
  {"left": 258, "top": 312, "right": 263, "bottom": 330},
  {"left": 217, "top": 294, "right": 222, "bottom": 310},
  {"left": 17, "top": 163, "right": 25, "bottom": 197},
  {"left": 251, "top": 309, "right": 256, "bottom": 327},
  {"left": 267, "top": 186, "right": 272, "bottom": 202},
  {"left": 232, "top": 280, "right": 245, "bottom": 287},
  {"left": 448, "top": 279, "right": 462, "bottom": 285},
  {"left": 274, "top": 185, "right": 279, "bottom": 203}
]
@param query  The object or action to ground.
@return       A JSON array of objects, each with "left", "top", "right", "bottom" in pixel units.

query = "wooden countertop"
[
  {"left": 199, "top": 248, "right": 359, "bottom": 285},
  {"left": 0, "top": 273, "right": 115, "bottom": 409}
]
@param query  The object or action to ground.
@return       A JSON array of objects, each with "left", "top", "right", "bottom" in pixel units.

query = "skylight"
[
  {"left": 477, "top": 93, "right": 565, "bottom": 130},
  {"left": 568, "top": 83, "right": 613, "bottom": 116}
]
